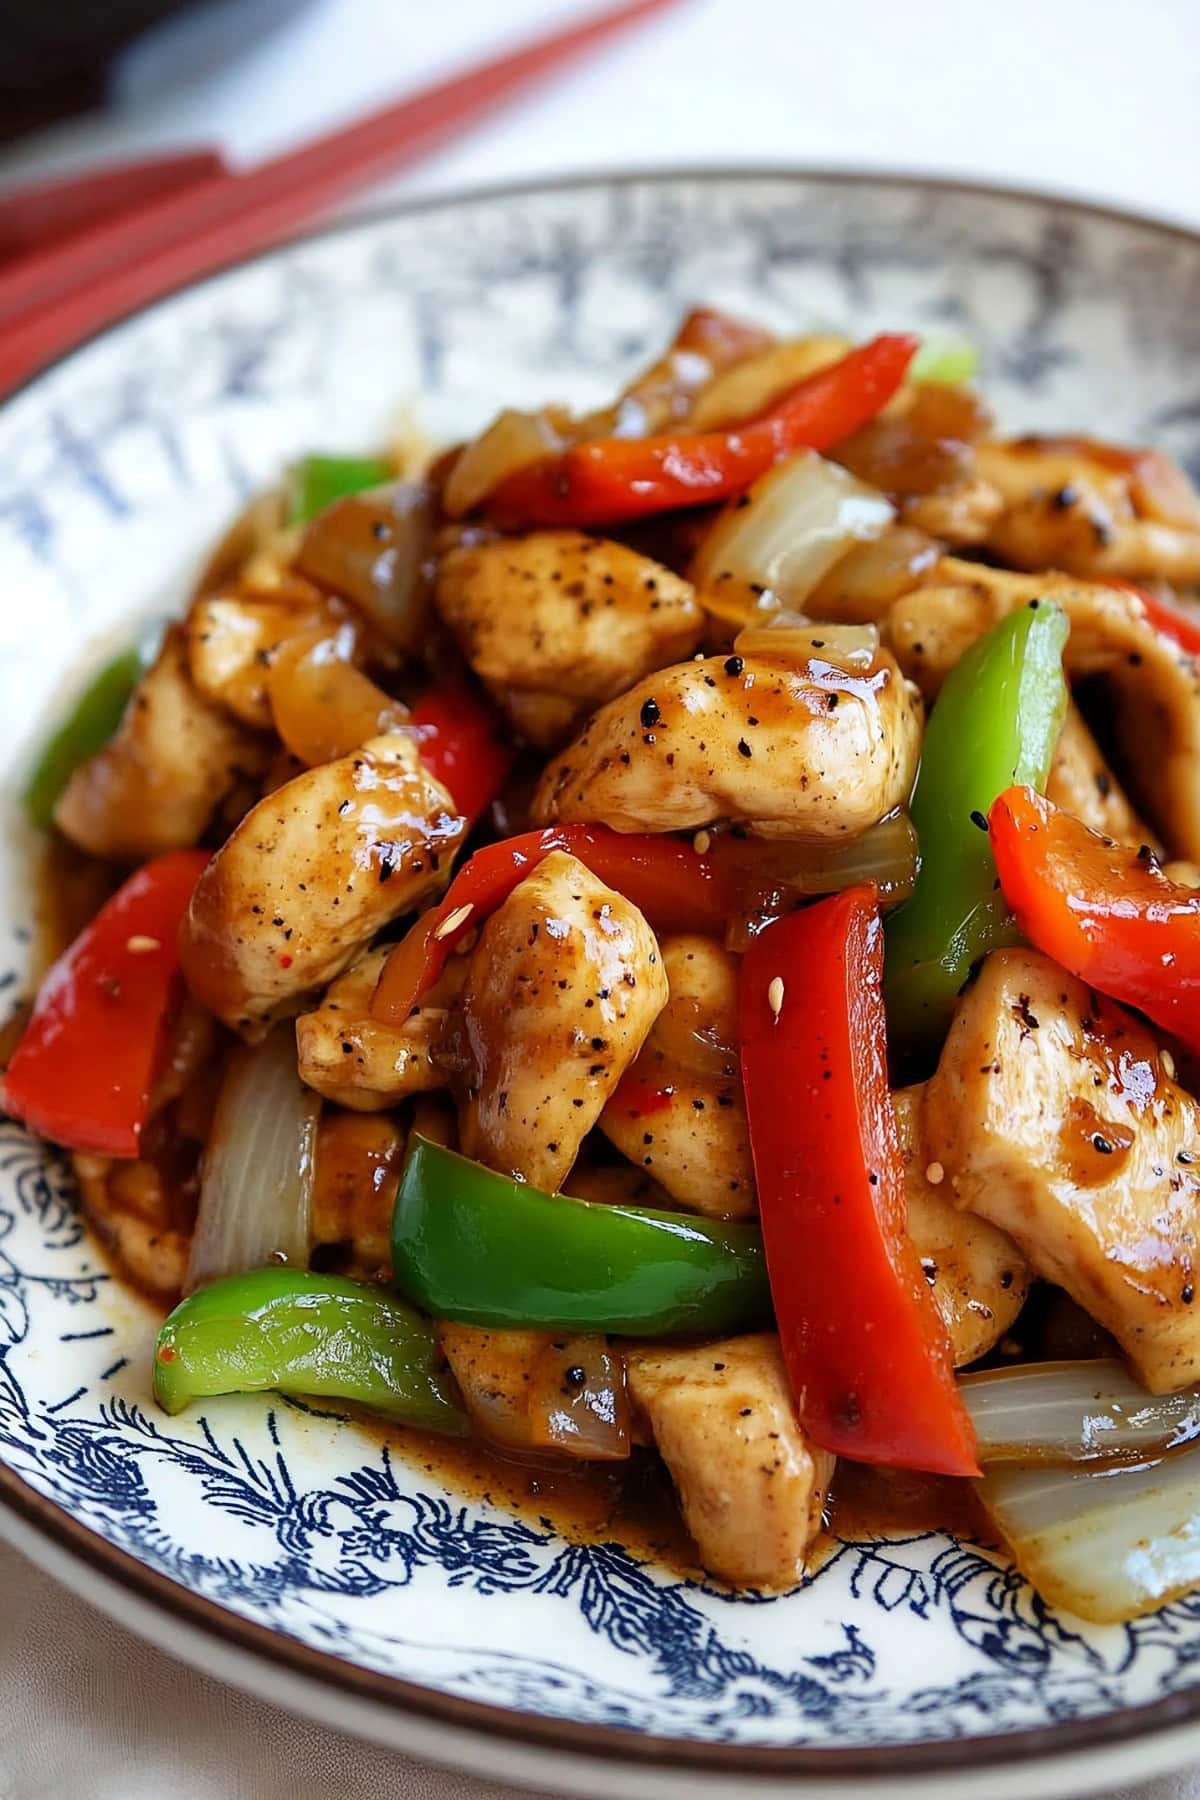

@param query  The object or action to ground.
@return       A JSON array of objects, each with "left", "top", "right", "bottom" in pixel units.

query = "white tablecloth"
[{"left": 2, "top": 2, "right": 1199, "bottom": 1794}]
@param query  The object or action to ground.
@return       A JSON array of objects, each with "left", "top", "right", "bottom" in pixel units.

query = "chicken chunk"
[
  {"left": 71, "top": 1152, "right": 194, "bottom": 1300},
  {"left": 54, "top": 628, "right": 266, "bottom": 863},
  {"left": 889, "top": 558, "right": 1200, "bottom": 859},
  {"left": 625, "top": 1335, "right": 833, "bottom": 1589},
  {"left": 438, "top": 1323, "right": 554, "bottom": 1448},
  {"left": 1045, "top": 702, "right": 1152, "bottom": 846},
  {"left": 296, "top": 946, "right": 461, "bottom": 1111},
  {"left": 532, "top": 649, "right": 921, "bottom": 839},
  {"left": 308, "top": 1109, "right": 405, "bottom": 1277},
  {"left": 457, "top": 850, "right": 668, "bottom": 1190},
  {"left": 601, "top": 935, "right": 755, "bottom": 1217},
  {"left": 892, "top": 1086, "right": 1029, "bottom": 1366},
  {"left": 436, "top": 532, "right": 704, "bottom": 750},
  {"left": 924, "top": 949, "right": 1200, "bottom": 1393},
  {"left": 180, "top": 732, "right": 464, "bottom": 1037},
  {"left": 900, "top": 475, "right": 1004, "bottom": 546},
  {"left": 562, "top": 1160, "right": 676, "bottom": 1210},
  {"left": 186, "top": 592, "right": 371, "bottom": 730},
  {"left": 975, "top": 437, "right": 1200, "bottom": 583}
]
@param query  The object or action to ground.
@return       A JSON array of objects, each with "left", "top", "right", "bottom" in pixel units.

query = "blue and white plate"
[{"left": 3, "top": 171, "right": 1200, "bottom": 1800}]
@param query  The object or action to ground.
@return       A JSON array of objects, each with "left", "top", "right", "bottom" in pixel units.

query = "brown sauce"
[
  {"left": 32, "top": 835, "right": 119, "bottom": 979},
  {"left": 350, "top": 1412, "right": 708, "bottom": 1576},
  {"left": 358, "top": 1413, "right": 993, "bottom": 1584}
]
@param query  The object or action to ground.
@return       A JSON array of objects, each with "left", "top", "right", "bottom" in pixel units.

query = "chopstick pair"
[{"left": 0, "top": 0, "right": 678, "bottom": 400}]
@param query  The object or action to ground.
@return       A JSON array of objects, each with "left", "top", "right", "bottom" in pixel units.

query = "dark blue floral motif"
[
  {"left": 3, "top": 175, "right": 1200, "bottom": 1748},
  {"left": 2, "top": 1113, "right": 1200, "bottom": 1744}
]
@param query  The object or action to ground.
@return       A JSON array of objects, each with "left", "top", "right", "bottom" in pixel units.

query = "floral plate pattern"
[{"left": 3, "top": 172, "right": 1200, "bottom": 1797}]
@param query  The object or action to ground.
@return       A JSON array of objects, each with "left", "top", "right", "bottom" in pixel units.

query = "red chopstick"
[
  {"left": 0, "top": 150, "right": 227, "bottom": 266},
  {"left": 0, "top": 0, "right": 679, "bottom": 400}
]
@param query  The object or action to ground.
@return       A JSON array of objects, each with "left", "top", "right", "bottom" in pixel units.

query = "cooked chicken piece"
[
  {"left": 892, "top": 1086, "right": 1029, "bottom": 1366},
  {"left": 180, "top": 732, "right": 464, "bottom": 1038},
  {"left": 601, "top": 935, "right": 755, "bottom": 1218},
  {"left": 888, "top": 558, "right": 1200, "bottom": 859},
  {"left": 975, "top": 437, "right": 1200, "bottom": 583},
  {"left": 186, "top": 592, "right": 372, "bottom": 730},
  {"left": 1045, "top": 702, "right": 1152, "bottom": 846},
  {"left": 54, "top": 628, "right": 266, "bottom": 863},
  {"left": 438, "top": 1322, "right": 555, "bottom": 1449},
  {"left": 296, "top": 946, "right": 460, "bottom": 1111},
  {"left": 308, "top": 1109, "right": 405, "bottom": 1277},
  {"left": 457, "top": 850, "right": 668, "bottom": 1190},
  {"left": 562, "top": 1160, "right": 677, "bottom": 1210},
  {"left": 71, "top": 1152, "right": 193, "bottom": 1299},
  {"left": 436, "top": 533, "right": 704, "bottom": 750},
  {"left": 900, "top": 475, "right": 1003, "bottom": 545},
  {"left": 532, "top": 649, "right": 921, "bottom": 840},
  {"left": 924, "top": 948, "right": 1200, "bottom": 1393},
  {"left": 626, "top": 1335, "right": 833, "bottom": 1589}
]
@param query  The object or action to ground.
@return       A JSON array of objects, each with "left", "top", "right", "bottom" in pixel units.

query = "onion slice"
[
  {"left": 185, "top": 1026, "right": 319, "bottom": 1294},
  {"left": 685, "top": 335, "right": 853, "bottom": 431},
  {"left": 442, "top": 409, "right": 568, "bottom": 518},
  {"left": 268, "top": 636, "right": 408, "bottom": 766},
  {"left": 294, "top": 482, "right": 435, "bottom": 651},
  {"left": 979, "top": 1450, "right": 1200, "bottom": 1623},
  {"left": 724, "top": 810, "right": 918, "bottom": 948},
  {"left": 526, "top": 1335, "right": 631, "bottom": 1461},
  {"left": 961, "top": 1360, "right": 1200, "bottom": 1468},
  {"left": 734, "top": 611, "right": 880, "bottom": 667},
  {"left": 692, "top": 451, "right": 894, "bottom": 625}
]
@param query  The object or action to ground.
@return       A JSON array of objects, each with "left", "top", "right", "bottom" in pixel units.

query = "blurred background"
[{"left": 2, "top": 0, "right": 1198, "bottom": 229}]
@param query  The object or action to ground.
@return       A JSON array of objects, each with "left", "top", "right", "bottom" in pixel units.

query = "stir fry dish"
[{"left": 9, "top": 310, "right": 1200, "bottom": 1625}]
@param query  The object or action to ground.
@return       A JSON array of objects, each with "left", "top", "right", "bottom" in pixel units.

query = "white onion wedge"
[
  {"left": 735, "top": 611, "right": 880, "bottom": 667},
  {"left": 442, "top": 408, "right": 567, "bottom": 517},
  {"left": 692, "top": 451, "right": 893, "bottom": 624},
  {"left": 185, "top": 1026, "right": 319, "bottom": 1294},
  {"left": 979, "top": 1450, "right": 1200, "bottom": 1623},
  {"left": 961, "top": 1360, "right": 1200, "bottom": 1468}
]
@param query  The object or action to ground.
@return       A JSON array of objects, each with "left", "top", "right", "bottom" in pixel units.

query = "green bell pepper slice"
[
  {"left": 392, "top": 1136, "right": 771, "bottom": 1337},
  {"left": 884, "top": 598, "right": 1069, "bottom": 1056},
  {"left": 288, "top": 453, "right": 393, "bottom": 524},
  {"left": 154, "top": 1267, "right": 467, "bottom": 1433},
  {"left": 910, "top": 335, "right": 980, "bottom": 386},
  {"left": 24, "top": 633, "right": 158, "bottom": 830}
]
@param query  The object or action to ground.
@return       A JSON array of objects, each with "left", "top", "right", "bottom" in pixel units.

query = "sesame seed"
[
  {"left": 1162, "top": 1050, "right": 1177, "bottom": 1079},
  {"left": 434, "top": 902, "right": 474, "bottom": 940},
  {"left": 925, "top": 1161, "right": 945, "bottom": 1186},
  {"left": 692, "top": 829, "right": 712, "bottom": 855},
  {"left": 125, "top": 935, "right": 161, "bottom": 954},
  {"left": 767, "top": 976, "right": 785, "bottom": 1020}
]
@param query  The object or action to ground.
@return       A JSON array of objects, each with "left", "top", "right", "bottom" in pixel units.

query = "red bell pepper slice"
[
  {"left": 409, "top": 679, "right": 514, "bottom": 827},
  {"left": 371, "top": 824, "right": 738, "bottom": 1026},
  {"left": 1106, "top": 579, "right": 1200, "bottom": 660},
  {"left": 739, "top": 886, "right": 980, "bottom": 1478},
  {"left": 989, "top": 784, "right": 1200, "bottom": 1053},
  {"left": 485, "top": 333, "right": 919, "bottom": 529},
  {"left": 1, "top": 849, "right": 209, "bottom": 1158}
]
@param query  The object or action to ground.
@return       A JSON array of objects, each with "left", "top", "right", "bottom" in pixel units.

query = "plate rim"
[{"left": 4, "top": 162, "right": 1200, "bottom": 1785}]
